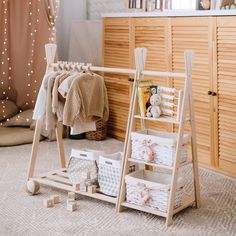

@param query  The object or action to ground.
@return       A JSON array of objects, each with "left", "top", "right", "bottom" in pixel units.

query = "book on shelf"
[{"left": 137, "top": 80, "right": 159, "bottom": 117}]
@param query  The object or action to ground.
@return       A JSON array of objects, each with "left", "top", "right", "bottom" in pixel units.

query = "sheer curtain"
[
  {"left": 172, "top": 0, "right": 197, "bottom": 9},
  {"left": 0, "top": 0, "right": 59, "bottom": 110}
]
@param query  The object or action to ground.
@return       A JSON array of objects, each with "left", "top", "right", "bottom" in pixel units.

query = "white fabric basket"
[
  {"left": 131, "top": 130, "right": 189, "bottom": 166},
  {"left": 68, "top": 149, "right": 104, "bottom": 184},
  {"left": 98, "top": 152, "right": 123, "bottom": 197},
  {"left": 125, "top": 170, "right": 184, "bottom": 212}
]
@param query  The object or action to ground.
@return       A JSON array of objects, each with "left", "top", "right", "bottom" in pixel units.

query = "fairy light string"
[{"left": 0, "top": 0, "right": 60, "bottom": 125}]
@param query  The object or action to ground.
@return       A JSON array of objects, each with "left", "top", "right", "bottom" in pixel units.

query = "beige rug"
[{"left": 0, "top": 138, "right": 235, "bottom": 236}]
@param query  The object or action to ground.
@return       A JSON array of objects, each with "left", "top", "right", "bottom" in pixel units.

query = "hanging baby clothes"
[
  {"left": 46, "top": 72, "right": 67, "bottom": 131},
  {"left": 58, "top": 72, "right": 81, "bottom": 99},
  {"left": 58, "top": 71, "right": 97, "bottom": 134},
  {"left": 63, "top": 72, "right": 109, "bottom": 134},
  {"left": 33, "top": 71, "right": 59, "bottom": 120},
  {"left": 52, "top": 72, "right": 70, "bottom": 121}
]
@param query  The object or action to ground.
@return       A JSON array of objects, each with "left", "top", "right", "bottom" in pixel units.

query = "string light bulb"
[{"left": 0, "top": 0, "right": 59, "bottom": 122}]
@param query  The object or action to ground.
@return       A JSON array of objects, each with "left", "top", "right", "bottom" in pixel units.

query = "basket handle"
[
  {"left": 105, "top": 161, "right": 113, "bottom": 165},
  {"left": 80, "top": 153, "right": 87, "bottom": 157}
]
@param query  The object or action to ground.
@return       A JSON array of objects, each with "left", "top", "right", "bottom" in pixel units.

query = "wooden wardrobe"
[{"left": 103, "top": 16, "right": 236, "bottom": 178}]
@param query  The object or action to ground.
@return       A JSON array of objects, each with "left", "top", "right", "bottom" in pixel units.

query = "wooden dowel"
[{"left": 49, "top": 63, "right": 186, "bottom": 79}]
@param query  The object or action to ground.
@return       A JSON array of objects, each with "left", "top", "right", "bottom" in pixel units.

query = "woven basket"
[
  {"left": 67, "top": 149, "right": 104, "bottom": 185},
  {"left": 98, "top": 152, "right": 123, "bottom": 197},
  {"left": 131, "top": 130, "right": 189, "bottom": 166},
  {"left": 125, "top": 170, "right": 184, "bottom": 212},
  {"left": 85, "top": 119, "right": 107, "bottom": 141}
]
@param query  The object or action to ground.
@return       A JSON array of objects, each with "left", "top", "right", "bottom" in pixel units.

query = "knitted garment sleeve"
[{"left": 63, "top": 78, "right": 82, "bottom": 127}]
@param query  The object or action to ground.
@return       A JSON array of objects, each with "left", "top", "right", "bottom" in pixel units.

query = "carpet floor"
[{"left": 0, "top": 138, "right": 235, "bottom": 236}]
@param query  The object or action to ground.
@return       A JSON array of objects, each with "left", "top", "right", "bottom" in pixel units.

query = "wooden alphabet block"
[
  {"left": 73, "top": 183, "right": 80, "bottom": 191},
  {"left": 80, "top": 182, "right": 87, "bottom": 192},
  {"left": 85, "top": 179, "right": 92, "bottom": 186},
  {"left": 68, "top": 192, "right": 75, "bottom": 200},
  {"left": 43, "top": 199, "right": 54, "bottom": 208},
  {"left": 67, "top": 201, "right": 77, "bottom": 212},
  {"left": 50, "top": 195, "right": 60, "bottom": 204},
  {"left": 67, "top": 199, "right": 76, "bottom": 205},
  {"left": 87, "top": 185, "right": 97, "bottom": 194}
]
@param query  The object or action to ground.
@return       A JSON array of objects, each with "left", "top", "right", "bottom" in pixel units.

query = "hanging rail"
[{"left": 50, "top": 63, "right": 187, "bottom": 79}]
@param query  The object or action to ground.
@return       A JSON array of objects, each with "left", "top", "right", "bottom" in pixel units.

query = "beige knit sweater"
[{"left": 63, "top": 73, "right": 109, "bottom": 127}]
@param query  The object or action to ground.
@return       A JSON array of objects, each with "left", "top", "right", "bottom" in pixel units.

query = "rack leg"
[
  {"left": 27, "top": 118, "right": 43, "bottom": 180},
  {"left": 188, "top": 88, "right": 201, "bottom": 209},
  {"left": 116, "top": 80, "right": 139, "bottom": 213},
  {"left": 56, "top": 122, "right": 66, "bottom": 168}
]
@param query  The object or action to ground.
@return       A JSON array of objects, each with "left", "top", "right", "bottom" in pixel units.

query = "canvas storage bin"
[
  {"left": 125, "top": 170, "right": 184, "bottom": 212},
  {"left": 131, "top": 130, "right": 189, "bottom": 166},
  {"left": 68, "top": 149, "right": 104, "bottom": 185},
  {"left": 98, "top": 152, "right": 123, "bottom": 197}
]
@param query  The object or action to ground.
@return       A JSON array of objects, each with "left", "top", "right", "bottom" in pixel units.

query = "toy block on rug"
[
  {"left": 50, "top": 195, "right": 60, "bottom": 204},
  {"left": 68, "top": 192, "right": 75, "bottom": 200},
  {"left": 43, "top": 199, "right": 54, "bottom": 208},
  {"left": 67, "top": 201, "right": 77, "bottom": 212}
]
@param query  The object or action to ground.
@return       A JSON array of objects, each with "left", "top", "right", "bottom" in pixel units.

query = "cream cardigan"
[{"left": 63, "top": 73, "right": 109, "bottom": 127}]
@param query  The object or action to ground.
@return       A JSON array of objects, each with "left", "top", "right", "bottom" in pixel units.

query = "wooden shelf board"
[
  {"left": 128, "top": 158, "right": 174, "bottom": 170},
  {"left": 134, "top": 115, "right": 180, "bottom": 124},
  {"left": 121, "top": 202, "right": 167, "bottom": 217},
  {"left": 121, "top": 194, "right": 195, "bottom": 218},
  {"left": 128, "top": 158, "right": 193, "bottom": 170},
  {"left": 31, "top": 169, "right": 117, "bottom": 204}
]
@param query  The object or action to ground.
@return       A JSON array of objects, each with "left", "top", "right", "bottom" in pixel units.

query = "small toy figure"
[
  {"left": 199, "top": 0, "right": 210, "bottom": 10},
  {"left": 220, "top": 0, "right": 236, "bottom": 9},
  {"left": 146, "top": 93, "right": 162, "bottom": 118},
  {"left": 139, "top": 140, "right": 156, "bottom": 162}
]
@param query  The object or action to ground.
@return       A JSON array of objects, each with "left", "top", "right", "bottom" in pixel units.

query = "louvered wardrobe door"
[
  {"left": 103, "top": 18, "right": 132, "bottom": 140},
  {"left": 134, "top": 18, "right": 171, "bottom": 132},
  {"left": 171, "top": 17, "right": 214, "bottom": 166},
  {"left": 217, "top": 17, "right": 236, "bottom": 177}
]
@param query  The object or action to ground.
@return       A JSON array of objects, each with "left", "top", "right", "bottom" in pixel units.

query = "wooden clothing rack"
[{"left": 27, "top": 44, "right": 200, "bottom": 226}]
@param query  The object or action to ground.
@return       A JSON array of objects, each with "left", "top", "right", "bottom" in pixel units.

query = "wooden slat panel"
[
  {"left": 134, "top": 18, "right": 171, "bottom": 132},
  {"left": 219, "top": 159, "right": 236, "bottom": 177},
  {"left": 217, "top": 17, "right": 236, "bottom": 170},
  {"left": 105, "top": 78, "right": 130, "bottom": 140},
  {"left": 103, "top": 18, "right": 132, "bottom": 140},
  {"left": 171, "top": 17, "right": 213, "bottom": 166},
  {"left": 104, "top": 18, "right": 131, "bottom": 72}
]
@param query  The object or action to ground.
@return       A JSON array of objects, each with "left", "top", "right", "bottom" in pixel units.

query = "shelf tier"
[
  {"left": 134, "top": 115, "right": 191, "bottom": 124},
  {"left": 121, "top": 194, "right": 195, "bottom": 218},
  {"left": 31, "top": 168, "right": 117, "bottom": 204},
  {"left": 134, "top": 115, "right": 180, "bottom": 124},
  {"left": 128, "top": 158, "right": 193, "bottom": 171}
]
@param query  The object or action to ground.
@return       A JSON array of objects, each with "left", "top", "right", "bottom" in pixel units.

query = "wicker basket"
[
  {"left": 125, "top": 170, "right": 184, "bottom": 212},
  {"left": 85, "top": 119, "right": 107, "bottom": 141},
  {"left": 131, "top": 130, "right": 189, "bottom": 166}
]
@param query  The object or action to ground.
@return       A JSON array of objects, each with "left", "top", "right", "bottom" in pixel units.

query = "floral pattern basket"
[
  {"left": 125, "top": 170, "right": 184, "bottom": 212},
  {"left": 131, "top": 130, "right": 189, "bottom": 166}
]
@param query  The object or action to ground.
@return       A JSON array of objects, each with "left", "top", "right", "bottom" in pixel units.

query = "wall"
[
  {"left": 56, "top": 0, "right": 87, "bottom": 60},
  {"left": 87, "top": 0, "right": 125, "bottom": 19}
]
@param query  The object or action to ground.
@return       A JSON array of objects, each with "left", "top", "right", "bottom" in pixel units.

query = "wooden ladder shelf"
[{"left": 116, "top": 48, "right": 200, "bottom": 226}]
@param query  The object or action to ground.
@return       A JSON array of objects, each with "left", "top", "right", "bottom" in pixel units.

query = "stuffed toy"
[
  {"left": 146, "top": 93, "right": 162, "bottom": 118},
  {"left": 220, "top": 0, "right": 236, "bottom": 9},
  {"left": 139, "top": 140, "right": 156, "bottom": 162}
]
